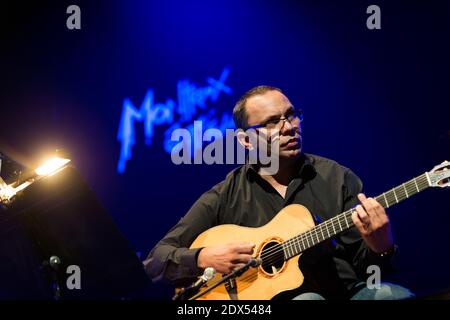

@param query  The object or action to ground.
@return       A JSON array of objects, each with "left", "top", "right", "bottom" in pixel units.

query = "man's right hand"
[{"left": 197, "top": 242, "right": 255, "bottom": 274}]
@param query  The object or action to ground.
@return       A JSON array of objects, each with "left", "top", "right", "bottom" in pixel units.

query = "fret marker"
[
  {"left": 414, "top": 178, "right": 420, "bottom": 192},
  {"left": 383, "top": 193, "right": 389, "bottom": 208},
  {"left": 403, "top": 183, "right": 409, "bottom": 198},
  {"left": 392, "top": 189, "right": 399, "bottom": 203},
  {"left": 294, "top": 237, "right": 299, "bottom": 255}
]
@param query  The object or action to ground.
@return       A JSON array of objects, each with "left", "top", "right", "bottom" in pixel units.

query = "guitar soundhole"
[{"left": 260, "top": 241, "right": 284, "bottom": 275}]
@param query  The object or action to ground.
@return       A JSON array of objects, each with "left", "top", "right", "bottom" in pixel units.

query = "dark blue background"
[{"left": 1, "top": 0, "right": 449, "bottom": 299}]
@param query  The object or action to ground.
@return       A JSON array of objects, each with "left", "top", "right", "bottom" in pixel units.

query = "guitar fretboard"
[{"left": 279, "top": 173, "right": 430, "bottom": 260}]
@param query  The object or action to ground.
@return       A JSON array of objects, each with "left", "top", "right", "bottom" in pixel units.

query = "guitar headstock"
[{"left": 429, "top": 161, "right": 450, "bottom": 188}]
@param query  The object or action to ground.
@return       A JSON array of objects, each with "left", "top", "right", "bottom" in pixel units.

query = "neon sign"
[{"left": 117, "top": 68, "right": 233, "bottom": 174}]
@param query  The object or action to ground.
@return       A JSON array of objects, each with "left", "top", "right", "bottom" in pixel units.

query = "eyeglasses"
[{"left": 247, "top": 108, "right": 304, "bottom": 130}]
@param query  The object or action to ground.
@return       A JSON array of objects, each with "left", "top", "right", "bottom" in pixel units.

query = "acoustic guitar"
[{"left": 183, "top": 161, "right": 450, "bottom": 300}]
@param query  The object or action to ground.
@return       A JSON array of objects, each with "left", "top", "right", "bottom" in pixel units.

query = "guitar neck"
[{"left": 281, "top": 172, "right": 431, "bottom": 260}]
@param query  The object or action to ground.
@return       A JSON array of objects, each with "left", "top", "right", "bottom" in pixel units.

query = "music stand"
[{"left": 0, "top": 165, "right": 149, "bottom": 299}]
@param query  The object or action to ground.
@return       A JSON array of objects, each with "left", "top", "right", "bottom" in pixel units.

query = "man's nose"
[{"left": 280, "top": 118, "right": 296, "bottom": 134}]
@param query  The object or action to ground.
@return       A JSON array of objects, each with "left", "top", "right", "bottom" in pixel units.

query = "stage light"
[
  {"left": 35, "top": 157, "right": 71, "bottom": 177},
  {"left": 0, "top": 176, "right": 15, "bottom": 204},
  {"left": 0, "top": 156, "right": 71, "bottom": 204}
]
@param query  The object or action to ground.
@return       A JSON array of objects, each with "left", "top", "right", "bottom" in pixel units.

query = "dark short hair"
[{"left": 232, "top": 85, "right": 283, "bottom": 129}]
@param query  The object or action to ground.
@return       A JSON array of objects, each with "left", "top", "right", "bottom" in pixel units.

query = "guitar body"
[{"left": 189, "top": 204, "right": 316, "bottom": 300}]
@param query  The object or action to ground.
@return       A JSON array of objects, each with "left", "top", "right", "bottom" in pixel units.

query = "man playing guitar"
[{"left": 144, "top": 85, "right": 415, "bottom": 300}]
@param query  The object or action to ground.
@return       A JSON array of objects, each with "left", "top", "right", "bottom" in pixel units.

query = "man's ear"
[{"left": 237, "top": 131, "right": 254, "bottom": 150}]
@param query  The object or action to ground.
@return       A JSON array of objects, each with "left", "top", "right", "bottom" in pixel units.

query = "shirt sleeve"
[
  {"left": 142, "top": 186, "right": 222, "bottom": 286},
  {"left": 336, "top": 169, "right": 399, "bottom": 280}
]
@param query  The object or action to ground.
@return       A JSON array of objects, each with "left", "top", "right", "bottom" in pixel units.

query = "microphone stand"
[
  {"left": 173, "top": 283, "right": 196, "bottom": 301},
  {"left": 41, "top": 255, "right": 63, "bottom": 300},
  {"left": 188, "top": 258, "right": 261, "bottom": 301}
]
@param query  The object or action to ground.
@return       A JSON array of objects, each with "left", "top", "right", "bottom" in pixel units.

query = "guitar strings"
[
  {"left": 251, "top": 177, "right": 429, "bottom": 269},
  {"left": 258, "top": 211, "right": 354, "bottom": 268},
  {"left": 258, "top": 178, "right": 428, "bottom": 268},
  {"left": 259, "top": 178, "right": 428, "bottom": 267},
  {"left": 237, "top": 178, "right": 429, "bottom": 283},
  {"left": 258, "top": 176, "right": 428, "bottom": 263}
]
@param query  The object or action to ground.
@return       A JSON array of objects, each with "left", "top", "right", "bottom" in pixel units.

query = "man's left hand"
[{"left": 351, "top": 193, "right": 394, "bottom": 254}]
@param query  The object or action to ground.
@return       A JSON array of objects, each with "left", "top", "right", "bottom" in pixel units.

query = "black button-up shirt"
[{"left": 144, "top": 153, "right": 396, "bottom": 299}]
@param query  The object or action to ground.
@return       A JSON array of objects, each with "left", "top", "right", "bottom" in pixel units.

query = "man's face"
[{"left": 245, "top": 90, "right": 302, "bottom": 160}]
